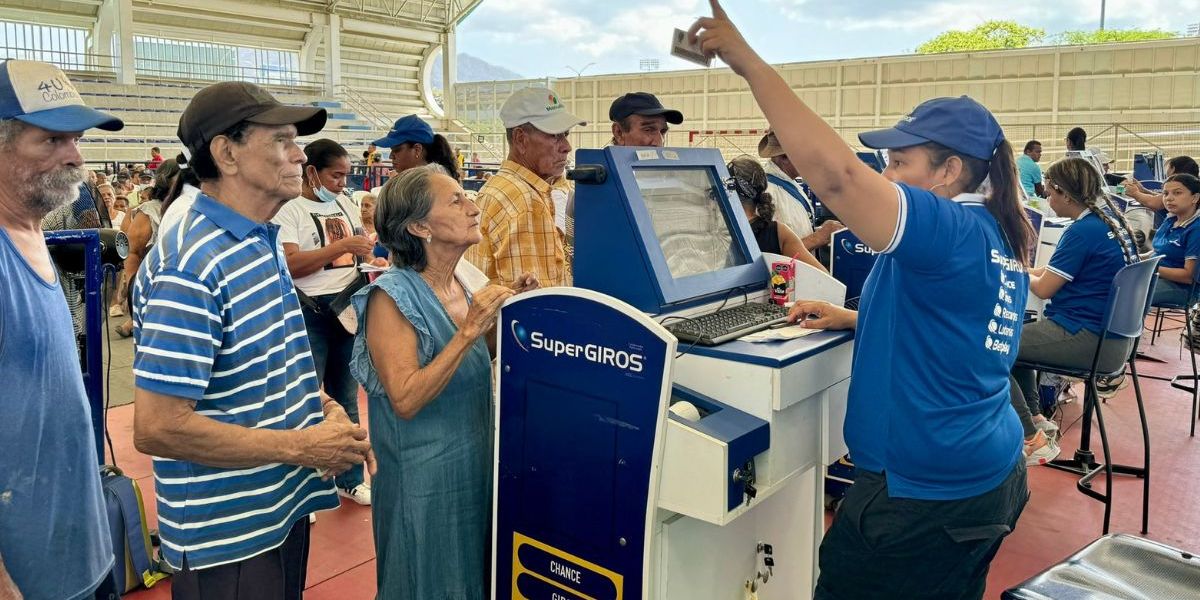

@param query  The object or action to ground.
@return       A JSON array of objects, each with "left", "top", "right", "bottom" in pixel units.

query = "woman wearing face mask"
[
  {"left": 271, "top": 138, "right": 376, "bottom": 506},
  {"left": 691, "top": 3, "right": 1034, "bottom": 598}
]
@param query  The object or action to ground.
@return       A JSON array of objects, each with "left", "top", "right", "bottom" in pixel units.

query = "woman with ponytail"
[
  {"left": 691, "top": 3, "right": 1033, "bottom": 597},
  {"left": 372, "top": 115, "right": 462, "bottom": 181},
  {"left": 155, "top": 151, "right": 201, "bottom": 244},
  {"left": 726, "top": 157, "right": 824, "bottom": 272},
  {"left": 1011, "top": 158, "right": 1140, "bottom": 466}
]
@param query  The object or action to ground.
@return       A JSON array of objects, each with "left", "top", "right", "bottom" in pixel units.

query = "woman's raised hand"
[
  {"left": 462, "top": 284, "right": 514, "bottom": 340},
  {"left": 687, "top": 0, "right": 762, "bottom": 77}
]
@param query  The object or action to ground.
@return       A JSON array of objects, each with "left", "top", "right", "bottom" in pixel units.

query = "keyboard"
[{"left": 664, "top": 303, "right": 791, "bottom": 346}]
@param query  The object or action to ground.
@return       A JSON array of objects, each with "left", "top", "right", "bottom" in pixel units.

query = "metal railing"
[
  {"left": 134, "top": 55, "right": 321, "bottom": 88},
  {"left": 0, "top": 46, "right": 118, "bottom": 76},
  {"left": 335, "top": 84, "right": 393, "bottom": 131},
  {"left": 0, "top": 43, "right": 320, "bottom": 88}
]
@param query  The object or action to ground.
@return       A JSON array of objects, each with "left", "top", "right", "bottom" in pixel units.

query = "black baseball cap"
[
  {"left": 178, "top": 81, "right": 327, "bottom": 157},
  {"left": 608, "top": 92, "right": 683, "bottom": 124}
]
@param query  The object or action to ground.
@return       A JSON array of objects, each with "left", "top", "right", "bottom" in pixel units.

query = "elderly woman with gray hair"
[{"left": 350, "top": 164, "right": 537, "bottom": 599}]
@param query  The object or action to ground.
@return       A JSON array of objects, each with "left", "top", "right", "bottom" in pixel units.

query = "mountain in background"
[{"left": 431, "top": 53, "right": 524, "bottom": 89}]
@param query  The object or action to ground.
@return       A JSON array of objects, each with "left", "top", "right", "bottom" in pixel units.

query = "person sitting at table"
[
  {"left": 1149, "top": 173, "right": 1200, "bottom": 307},
  {"left": 1011, "top": 157, "right": 1140, "bottom": 464},
  {"left": 727, "top": 157, "right": 824, "bottom": 272}
]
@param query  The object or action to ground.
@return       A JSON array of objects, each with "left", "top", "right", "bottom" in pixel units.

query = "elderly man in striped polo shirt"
[{"left": 131, "top": 82, "right": 373, "bottom": 599}]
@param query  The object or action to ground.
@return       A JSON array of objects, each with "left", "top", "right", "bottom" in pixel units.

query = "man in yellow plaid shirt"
[{"left": 466, "top": 87, "right": 585, "bottom": 287}]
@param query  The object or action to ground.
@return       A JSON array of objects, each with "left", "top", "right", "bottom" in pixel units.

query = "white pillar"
[
  {"left": 92, "top": 0, "right": 117, "bottom": 72},
  {"left": 301, "top": 18, "right": 325, "bottom": 83},
  {"left": 323, "top": 13, "right": 341, "bottom": 97},
  {"left": 109, "top": 0, "right": 135, "bottom": 85},
  {"left": 441, "top": 29, "right": 457, "bottom": 121}
]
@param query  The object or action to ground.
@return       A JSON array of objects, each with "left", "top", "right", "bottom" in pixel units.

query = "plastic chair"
[
  {"left": 1144, "top": 266, "right": 1200, "bottom": 437},
  {"left": 1015, "top": 257, "right": 1160, "bottom": 535},
  {"left": 1002, "top": 534, "right": 1200, "bottom": 599},
  {"left": 1145, "top": 254, "right": 1199, "bottom": 347}
]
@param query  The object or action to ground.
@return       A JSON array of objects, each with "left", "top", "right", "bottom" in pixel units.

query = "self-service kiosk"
[{"left": 493, "top": 147, "right": 854, "bottom": 599}]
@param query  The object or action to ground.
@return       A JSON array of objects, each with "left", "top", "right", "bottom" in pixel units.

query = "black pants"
[
  {"left": 815, "top": 461, "right": 1029, "bottom": 600},
  {"left": 171, "top": 518, "right": 311, "bottom": 600}
]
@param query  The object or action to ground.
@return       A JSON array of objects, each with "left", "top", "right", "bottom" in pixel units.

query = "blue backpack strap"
[
  {"left": 766, "top": 173, "right": 814, "bottom": 217},
  {"left": 102, "top": 467, "right": 166, "bottom": 588}
]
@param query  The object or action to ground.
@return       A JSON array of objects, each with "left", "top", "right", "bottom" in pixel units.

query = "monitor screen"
[
  {"left": 632, "top": 167, "right": 747, "bottom": 279},
  {"left": 1066, "top": 150, "right": 1107, "bottom": 180}
]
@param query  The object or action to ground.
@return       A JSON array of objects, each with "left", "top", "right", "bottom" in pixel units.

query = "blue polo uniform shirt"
[
  {"left": 1016, "top": 154, "right": 1042, "bottom": 199},
  {"left": 1044, "top": 212, "right": 1135, "bottom": 335},
  {"left": 133, "top": 193, "right": 338, "bottom": 570},
  {"left": 1152, "top": 212, "right": 1200, "bottom": 269},
  {"left": 847, "top": 183, "right": 1026, "bottom": 500}
]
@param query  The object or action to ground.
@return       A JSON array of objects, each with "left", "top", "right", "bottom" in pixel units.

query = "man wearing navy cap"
[
  {"left": 0, "top": 59, "right": 124, "bottom": 600},
  {"left": 609, "top": 92, "right": 682, "bottom": 147}
]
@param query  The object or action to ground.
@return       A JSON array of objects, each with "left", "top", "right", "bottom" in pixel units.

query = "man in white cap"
[
  {"left": 466, "top": 87, "right": 585, "bottom": 287},
  {"left": 0, "top": 59, "right": 124, "bottom": 600}
]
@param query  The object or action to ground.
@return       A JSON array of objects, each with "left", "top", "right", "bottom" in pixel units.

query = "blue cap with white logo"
[
  {"left": 858, "top": 96, "right": 1003, "bottom": 161},
  {"left": 0, "top": 60, "right": 123, "bottom": 132},
  {"left": 372, "top": 115, "right": 434, "bottom": 148}
]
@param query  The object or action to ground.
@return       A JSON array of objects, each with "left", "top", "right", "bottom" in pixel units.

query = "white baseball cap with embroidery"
[
  {"left": 0, "top": 59, "right": 123, "bottom": 132},
  {"left": 499, "top": 87, "right": 586, "bottom": 135}
]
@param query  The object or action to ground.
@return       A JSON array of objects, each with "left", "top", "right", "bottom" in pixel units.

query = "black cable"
[
  {"left": 102, "top": 265, "right": 117, "bottom": 467},
  {"left": 663, "top": 286, "right": 762, "bottom": 359},
  {"left": 1054, "top": 380, "right": 1090, "bottom": 440}
]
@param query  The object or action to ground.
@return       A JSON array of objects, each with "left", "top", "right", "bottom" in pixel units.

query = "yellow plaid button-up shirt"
[{"left": 466, "top": 160, "right": 566, "bottom": 287}]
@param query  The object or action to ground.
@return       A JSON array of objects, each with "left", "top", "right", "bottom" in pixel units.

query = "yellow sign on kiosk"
[{"left": 511, "top": 532, "right": 624, "bottom": 600}]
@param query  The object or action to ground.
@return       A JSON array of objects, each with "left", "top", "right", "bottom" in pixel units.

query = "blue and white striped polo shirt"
[{"left": 132, "top": 192, "right": 338, "bottom": 570}]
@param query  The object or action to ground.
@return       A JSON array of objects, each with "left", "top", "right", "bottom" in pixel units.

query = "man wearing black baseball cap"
[
  {"left": 609, "top": 92, "right": 684, "bottom": 147},
  {"left": 133, "top": 81, "right": 374, "bottom": 598}
]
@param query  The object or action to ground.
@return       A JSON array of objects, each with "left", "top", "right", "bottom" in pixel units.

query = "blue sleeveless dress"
[{"left": 350, "top": 267, "right": 493, "bottom": 600}]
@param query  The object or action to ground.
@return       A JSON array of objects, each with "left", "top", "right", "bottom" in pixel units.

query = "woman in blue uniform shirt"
[
  {"left": 1149, "top": 173, "right": 1200, "bottom": 306},
  {"left": 1011, "top": 158, "right": 1140, "bottom": 466},
  {"left": 691, "top": 3, "right": 1035, "bottom": 598}
]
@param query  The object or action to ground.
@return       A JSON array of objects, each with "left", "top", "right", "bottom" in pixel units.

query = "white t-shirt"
[
  {"left": 156, "top": 184, "right": 201, "bottom": 244},
  {"left": 272, "top": 195, "right": 364, "bottom": 296},
  {"left": 110, "top": 211, "right": 125, "bottom": 229},
  {"left": 764, "top": 160, "right": 815, "bottom": 239}
]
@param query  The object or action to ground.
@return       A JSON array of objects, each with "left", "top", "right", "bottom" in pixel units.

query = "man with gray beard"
[{"left": 0, "top": 59, "right": 125, "bottom": 600}]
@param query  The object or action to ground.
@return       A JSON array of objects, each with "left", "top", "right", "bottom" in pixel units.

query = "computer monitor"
[
  {"left": 632, "top": 166, "right": 747, "bottom": 280},
  {"left": 1066, "top": 150, "right": 1108, "bottom": 181},
  {"left": 572, "top": 147, "right": 766, "bottom": 314}
]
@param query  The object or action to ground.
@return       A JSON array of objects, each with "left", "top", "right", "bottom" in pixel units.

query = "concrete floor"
[{"left": 103, "top": 316, "right": 1200, "bottom": 599}]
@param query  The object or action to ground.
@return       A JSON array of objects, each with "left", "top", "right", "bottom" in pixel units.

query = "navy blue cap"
[
  {"left": 858, "top": 96, "right": 1004, "bottom": 161},
  {"left": 609, "top": 92, "right": 683, "bottom": 124},
  {"left": 0, "top": 60, "right": 123, "bottom": 132},
  {"left": 372, "top": 115, "right": 434, "bottom": 148}
]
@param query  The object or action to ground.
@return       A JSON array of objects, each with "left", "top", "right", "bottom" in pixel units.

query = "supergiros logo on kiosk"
[{"left": 510, "top": 320, "right": 645, "bottom": 373}]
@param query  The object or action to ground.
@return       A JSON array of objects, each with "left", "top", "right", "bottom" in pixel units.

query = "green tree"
[
  {"left": 1058, "top": 29, "right": 1177, "bottom": 45},
  {"left": 916, "top": 21, "right": 1046, "bottom": 54}
]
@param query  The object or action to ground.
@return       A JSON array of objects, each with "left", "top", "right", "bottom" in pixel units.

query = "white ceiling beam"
[
  {"left": 133, "top": 0, "right": 313, "bottom": 25},
  {"left": 341, "top": 17, "right": 440, "bottom": 43},
  {"left": 132, "top": 7, "right": 312, "bottom": 35},
  {"left": 0, "top": 7, "right": 95, "bottom": 28}
]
